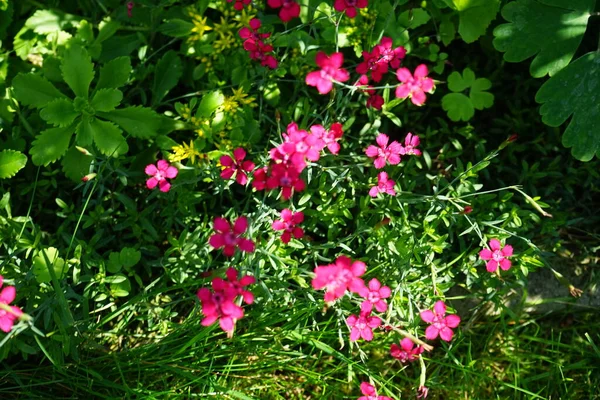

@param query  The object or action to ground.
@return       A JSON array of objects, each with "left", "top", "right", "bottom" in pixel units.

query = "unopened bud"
[
  {"left": 76, "top": 146, "right": 92, "bottom": 156},
  {"left": 82, "top": 173, "right": 96, "bottom": 182},
  {"left": 462, "top": 206, "right": 473, "bottom": 214}
]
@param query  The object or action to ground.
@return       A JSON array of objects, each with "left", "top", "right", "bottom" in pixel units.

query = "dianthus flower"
[
  {"left": 334, "top": 0, "right": 368, "bottom": 18},
  {"left": 312, "top": 255, "right": 366, "bottom": 302},
  {"left": 358, "top": 381, "right": 392, "bottom": 400},
  {"left": 277, "top": 122, "right": 324, "bottom": 169},
  {"left": 400, "top": 132, "right": 421, "bottom": 156},
  {"left": 390, "top": 338, "right": 424, "bottom": 363},
  {"left": 239, "top": 19, "right": 278, "bottom": 69},
  {"left": 376, "top": 37, "right": 406, "bottom": 69},
  {"left": 358, "top": 278, "right": 391, "bottom": 312},
  {"left": 306, "top": 52, "right": 350, "bottom": 95},
  {"left": 266, "top": 163, "right": 306, "bottom": 200},
  {"left": 420, "top": 300, "right": 460, "bottom": 342},
  {"left": 0, "top": 276, "right": 23, "bottom": 333},
  {"left": 347, "top": 304, "right": 381, "bottom": 341},
  {"left": 220, "top": 267, "right": 256, "bottom": 304},
  {"left": 395, "top": 64, "right": 434, "bottom": 106},
  {"left": 239, "top": 19, "right": 270, "bottom": 49},
  {"left": 227, "top": 0, "right": 251, "bottom": 11},
  {"left": 267, "top": 0, "right": 301, "bottom": 22},
  {"left": 145, "top": 160, "right": 178, "bottom": 192},
  {"left": 365, "top": 133, "right": 402, "bottom": 169},
  {"left": 220, "top": 148, "right": 255, "bottom": 185},
  {"left": 252, "top": 166, "right": 269, "bottom": 190},
  {"left": 311, "top": 123, "right": 344, "bottom": 155},
  {"left": 272, "top": 209, "right": 304, "bottom": 243},
  {"left": 356, "top": 47, "right": 389, "bottom": 83},
  {"left": 369, "top": 171, "right": 396, "bottom": 197},
  {"left": 209, "top": 216, "right": 255, "bottom": 257},
  {"left": 366, "top": 92, "right": 384, "bottom": 110},
  {"left": 479, "top": 238, "right": 514, "bottom": 273}
]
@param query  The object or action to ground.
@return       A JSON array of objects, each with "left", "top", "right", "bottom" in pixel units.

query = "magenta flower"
[
  {"left": 145, "top": 160, "right": 178, "bottom": 192},
  {"left": 311, "top": 123, "right": 344, "bottom": 155},
  {"left": 358, "top": 382, "right": 392, "bottom": 400},
  {"left": 390, "top": 338, "right": 424, "bottom": 363},
  {"left": 347, "top": 305, "right": 381, "bottom": 341},
  {"left": 420, "top": 300, "right": 460, "bottom": 342},
  {"left": 395, "top": 64, "right": 435, "bottom": 106},
  {"left": 376, "top": 37, "right": 406, "bottom": 69},
  {"left": 369, "top": 172, "right": 396, "bottom": 197},
  {"left": 126, "top": 2, "right": 134, "bottom": 18},
  {"left": 220, "top": 148, "right": 255, "bottom": 185},
  {"left": 356, "top": 47, "right": 388, "bottom": 83},
  {"left": 252, "top": 166, "right": 269, "bottom": 191},
  {"left": 479, "top": 239, "right": 514, "bottom": 273},
  {"left": 312, "top": 255, "right": 366, "bottom": 302},
  {"left": 0, "top": 276, "right": 23, "bottom": 333},
  {"left": 267, "top": 0, "right": 301, "bottom": 22},
  {"left": 272, "top": 209, "right": 304, "bottom": 244},
  {"left": 365, "top": 133, "right": 402, "bottom": 169},
  {"left": 400, "top": 132, "right": 421, "bottom": 156},
  {"left": 358, "top": 278, "right": 391, "bottom": 312},
  {"left": 334, "top": 0, "right": 368, "bottom": 18},
  {"left": 306, "top": 52, "right": 350, "bottom": 94},
  {"left": 366, "top": 93, "right": 384, "bottom": 110},
  {"left": 266, "top": 163, "right": 306, "bottom": 200},
  {"left": 222, "top": 267, "right": 256, "bottom": 304},
  {"left": 209, "top": 216, "right": 255, "bottom": 257},
  {"left": 227, "top": 0, "right": 251, "bottom": 11}
]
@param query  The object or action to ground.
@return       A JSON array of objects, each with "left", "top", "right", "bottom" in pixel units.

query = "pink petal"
[
  {"left": 221, "top": 168, "right": 235, "bottom": 180},
  {"left": 233, "top": 217, "right": 248, "bottom": 235},
  {"left": 445, "top": 314, "right": 461, "bottom": 328},
  {"left": 424, "top": 325, "right": 439, "bottom": 340},
  {"left": 368, "top": 279, "right": 381, "bottom": 291},
  {"left": 220, "top": 155, "right": 234, "bottom": 167},
  {"left": 396, "top": 68, "right": 413, "bottom": 83},
  {"left": 379, "top": 286, "right": 391, "bottom": 298},
  {"left": 235, "top": 172, "right": 248, "bottom": 185},
  {"left": 223, "top": 245, "right": 236, "bottom": 257},
  {"left": 214, "top": 217, "right": 230, "bottom": 233},
  {"left": 421, "top": 77, "right": 434, "bottom": 92},
  {"left": 305, "top": 71, "right": 322, "bottom": 87},
  {"left": 369, "top": 186, "right": 380, "bottom": 197},
  {"left": 157, "top": 160, "right": 169, "bottom": 171},
  {"left": 502, "top": 245, "right": 514, "bottom": 257},
  {"left": 249, "top": 18, "right": 261, "bottom": 30},
  {"left": 314, "top": 51, "right": 328, "bottom": 68},
  {"left": 145, "top": 164, "right": 157, "bottom": 175},
  {"left": 411, "top": 89, "right": 426, "bottom": 106},
  {"left": 479, "top": 249, "right": 493, "bottom": 260},
  {"left": 272, "top": 220, "right": 285, "bottom": 231},
  {"left": 420, "top": 310, "right": 434, "bottom": 323},
  {"left": 346, "top": 314, "right": 358, "bottom": 326},
  {"left": 242, "top": 291, "right": 254, "bottom": 304},
  {"left": 489, "top": 238, "right": 502, "bottom": 251},
  {"left": 433, "top": 300, "right": 447, "bottom": 316},
  {"left": 387, "top": 154, "right": 401, "bottom": 165},
  {"left": 0, "top": 316, "right": 14, "bottom": 332},
  {"left": 350, "top": 326, "right": 361, "bottom": 341},
  {"left": 350, "top": 261, "right": 366, "bottom": 276},
  {"left": 395, "top": 84, "right": 411, "bottom": 99},
  {"left": 146, "top": 177, "right": 158, "bottom": 189},
  {"left": 387, "top": 141, "right": 403, "bottom": 154},
  {"left": 233, "top": 147, "right": 246, "bottom": 161},
  {"left": 414, "top": 64, "right": 429, "bottom": 79},
  {"left": 329, "top": 52, "right": 344, "bottom": 68},
  {"left": 316, "top": 79, "right": 333, "bottom": 95},
  {"left": 367, "top": 316, "right": 381, "bottom": 328},
  {"left": 209, "top": 234, "right": 225, "bottom": 249},
  {"left": 486, "top": 260, "right": 499, "bottom": 273},
  {"left": 400, "top": 337, "right": 414, "bottom": 352},
  {"left": 439, "top": 327, "right": 454, "bottom": 342},
  {"left": 361, "top": 327, "right": 374, "bottom": 341},
  {"left": 219, "top": 316, "right": 234, "bottom": 332},
  {"left": 158, "top": 180, "right": 171, "bottom": 192},
  {"left": 238, "top": 238, "right": 255, "bottom": 253},
  {"left": 500, "top": 258, "right": 512, "bottom": 271},
  {"left": 365, "top": 145, "right": 379, "bottom": 157},
  {"left": 376, "top": 133, "right": 389, "bottom": 148},
  {"left": 0, "top": 286, "right": 16, "bottom": 304},
  {"left": 373, "top": 157, "right": 386, "bottom": 169},
  {"left": 374, "top": 300, "right": 387, "bottom": 313},
  {"left": 360, "top": 382, "right": 376, "bottom": 396},
  {"left": 165, "top": 166, "right": 178, "bottom": 179}
]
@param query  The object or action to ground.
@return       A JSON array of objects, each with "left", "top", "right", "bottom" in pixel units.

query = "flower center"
[
  {"left": 492, "top": 250, "right": 504, "bottom": 262},
  {"left": 224, "top": 232, "right": 238, "bottom": 246}
]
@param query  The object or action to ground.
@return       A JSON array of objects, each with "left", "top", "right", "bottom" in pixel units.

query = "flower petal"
[
  {"left": 420, "top": 309, "right": 434, "bottom": 323},
  {"left": 433, "top": 300, "right": 447, "bottom": 316},
  {"left": 489, "top": 238, "right": 502, "bottom": 251}
]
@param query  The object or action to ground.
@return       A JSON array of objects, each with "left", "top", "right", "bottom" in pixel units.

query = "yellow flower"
[
  {"left": 169, "top": 141, "right": 204, "bottom": 165},
  {"left": 235, "top": 7, "right": 256, "bottom": 28},
  {"left": 214, "top": 35, "right": 235, "bottom": 52},
  {"left": 188, "top": 13, "right": 212, "bottom": 43},
  {"left": 221, "top": 96, "right": 239, "bottom": 114},
  {"left": 213, "top": 17, "right": 233, "bottom": 38},
  {"left": 231, "top": 87, "right": 256, "bottom": 107}
]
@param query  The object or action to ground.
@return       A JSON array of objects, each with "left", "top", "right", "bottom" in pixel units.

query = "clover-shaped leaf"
[
  {"left": 536, "top": 52, "right": 600, "bottom": 161},
  {"left": 32, "top": 247, "right": 69, "bottom": 283},
  {"left": 443, "top": 68, "right": 494, "bottom": 121},
  {"left": 493, "top": 0, "right": 594, "bottom": 78},
  {"left": 442, "top": 93, "right": 474, "bottom": 122}
]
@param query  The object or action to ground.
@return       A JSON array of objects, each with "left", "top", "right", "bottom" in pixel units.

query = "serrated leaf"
[
  {"left": 40, "top": 98, "right": 78, "bottom": 127},
  {"left": 442, "top": 93, "right": 474, "bottom": 121},
  {"left": 32, "top": 247, "right": 68, "bottom": 283},
  {"left": 196, "top": 91, "right": 224, "bottom": 118},
  {"left": 158, "top": 19, "right": 194, "bottom": 37},
  {"left": 0, "top": 150, "right": 27, "bottom": 179},
  {"left": 96, "top": 57, "right": 131, "bottom": 89},
  {"left": 61, "top": 146, "right": 92, "bottom": 181},
  {"left": 97, "top": 107, "right": 161, "bottom": 139},
  {"left": 61, "top": 44, "right": 94, "bottom": 98},
  {"left": 76, "top": 116, "right": 93, "bottom": 146},
  {"left": 86, "top": 118, "right": 128, "bottom": 157},
  {"left": 30, "top": 125, "right": 74, "bottom": 166},
  {"left": 95, "top": 20, "right": 120, "bottom": 44},
  {"left": 493, "top": 0, "right": 593, "bottom": 77},
  {"left": 91, "top": 88, "right": 123, "bottom": 112},
  {"left": 454, "top": 0, "right": 500, "bottom": 43},
  {"left": 470, "top": 78, "right": 494, "bottom": 109},
  {"left": 536, "top": 52, "right": 600, "bottom": 161},
  {"left": 25, "top": 9, "right": 77, "bottom": 34},
  {"left": 152, "top": 50, "right": 183, "bottom": 106},
  {"left": 12, "top": 73, "right": 67, "bottom": 108}
]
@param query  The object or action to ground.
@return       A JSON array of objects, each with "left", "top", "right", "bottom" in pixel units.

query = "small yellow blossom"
[
  {"left": 169, "top": 141, "right": 205, "bottom": 165},
  {"left": 235, "top": 7, "right": 256, "bottom": 28},
  {"left": 221, "top": 97, "right": 239, "bottom": 113},
  {"left": 188, "top": 12, "right": 212, "bottom": 43},
  {"left": 231, "top": 87, "right": 256, "bottom": 107}
]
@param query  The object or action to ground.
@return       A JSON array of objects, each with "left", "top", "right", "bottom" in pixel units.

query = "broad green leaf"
[
  {"left": 30, "top": 125, "right": 74, "bottom": 166},
  {"left": 12, "top": 73, "right": 66, "bottom": 108},
  {"left": 470, "top": 78, "right": 494, "bottom": 109},
  {"left": 397, "top": 9, "right": 431, "bottom": 29},
  {"left": 107, "top": 252, "right": 122, "bottom": 274},
  {"left": 447, "top": 68, "right": 476, "bottom": 92},
  {"left": 40, "top": 98, "right": 78, "bottom": 127},
  {"left": 442, "top": 93, "right": 474, "bottom": 121},
  {"left": 536, "top": 52, "right": 600, "bottom": 161},
  {"left": 95, "top": 19, "right": 120, "bottom": 44},
  {"left": 25, "top": 9, "right": 77, "bottom": 34},
  {"left": 120, "top": 247, "right": 141, "bottom": 268},
  {"left": 87, "top": 118, "right": 128, "bottom": 156},
  {"left": 76, "top": 116, "right": 94, "bottom": 146},
  {"left": 439, "top": 16, "right": 455, "bottom": 46},
  {"left": 493, "top": 0, "right": 593, "bottom": 77},
  {"left": 76, "top": 19, "right": 94, "bottom": 43},
  {"left": 196, "top": 91, "right": 224, "bottom": 118},
  {"left": 61, "top": 44, "right": 94, "bottom": 98},
  {"left": 96, "top": 56, "right": 131, "bottom": 89},
  {"left": 91, "top": 88, "right": 123, "bottom": 112},
  {"left": 158, "top": 19, "right": 194, "bottom": 37},
  {"left": 453, "top": 0, "right": 500, "bottom": 43},
  {"left": 152, "top": 50, "right": 183, "bottom": 106},
  {"left": 0, "top": 150, "right": 27, "bottom": 179},
  {"left": 13, "top": 27, "right": 36, "bottom": 60},
  {"left": 61, "top": 146, "right": 92, "bottom": 181},
  {"left": 32, "top": 247, "right": 68, "bottom": 283},
  {"left": 110, "top": 275, "right": 131, "bottom": 297},
  {"left": 97, "top": 107, "right": 161, "bottom": 139}
]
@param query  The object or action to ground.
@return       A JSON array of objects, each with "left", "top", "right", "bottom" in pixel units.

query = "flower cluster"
[
  {"left": 267, "top": 0, "right": 301, "bottom": 22},
  {"left": 334, "top": 0, "right": 368, "bottom": 18},
  {"left": 239, "top": 18, "right": 277, "bottom": 69},
  {"left": 357, "top": 37, "right": 406, "bottom": 83},
  {"left": 0, "top": 276, "right": 23, "bottom": 333},
  {"left": 390, "top": 337, "right": 424, "bottom": 363}
]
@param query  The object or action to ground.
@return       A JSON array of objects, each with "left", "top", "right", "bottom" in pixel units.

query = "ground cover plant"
[{"left": 1, "top": 0, "right": 599, "bottom": 398}]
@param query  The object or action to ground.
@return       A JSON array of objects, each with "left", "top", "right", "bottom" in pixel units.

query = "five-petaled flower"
[
  {"left": 220, "top": 148, "right": 255, "bottom": 185},
  {"left": 390, "top": 338, "right": 424, "bottom": 363},
  {"left": 145, "top": 160, "right": 178, "bottom": 192},
  {"left": 209, "top": 216, "right": 255, "bottom": 257},
  {"left": 369, "top": 172, "right": 396, "bottom": 197},
  {"left": 479, "top": 239, "right": 514, "bottom": 273},
  {"left": 347, "top": 303, "right": 381, "bottom": 341},
  {"left": 358, "top": 381, "right": 392, "bottom": 400},
  {"left": 306, "top": 52, "right": 350, "bottom": 95},
  {"left": 358, "top": 278, "right": 391, "bottom": 312},
  {"left": 312, "top": 255, "right": 366, "bottom": 302},
  {"left": 334, "top": 0, "right": 368, "bottom": 18},
  {"left": 401, "top": 132, "right": 422, "bottom": 156},
  {"left": 267, "top": 0, "right": 301, "bottom": 22},
  {"left": 365, "top": 133, "right": 402, "bottom": 169},
  {"left": 395, "top": 64, "right": 434, "bottom": 106},
  {"left": 272, "top": 209, "right": 304, "bottom": 244},
  {"left": 420, "top": 300, "right": 460, "bottom": 342},
  {"left": 0, "top": 275, "right": 23, "bottom": 333}
]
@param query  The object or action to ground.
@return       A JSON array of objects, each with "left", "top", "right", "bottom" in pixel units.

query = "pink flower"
[
  {"left": 311, "top": 123, "right": 344, "bottom": 155},
  {"left": 420, "top": 300, "right": 460, "bottom": 342},
  {"left": 417, "top": 386, "right": 429, "bottom": 399},
  {"left": 306, "top": 52, "right": 350, "bottom": 94},
  {"left": 239, "top": 19, "right": 271, "bottom": 49},
  {"left": 356, "top": 48, "right": 388, "bottom": 83},
  {"left": 0, "top": 276, "right": 23, "bottom": 333},
  {"left": 369, "top": 172, "right": 396, "bottom": 197},
  {"left": 222, "top": 267, "right": 256, "bottom": 304},
  {"left": 400, "top": 132, "right": 421, "bottom": 156},
  {"left": 366, "top": 93, "right": 384, "bottom": 110},
  {"left": 266, "top": 163, "right": 306, "bottom": 200},
  {"left": 347, "top": 304, "right": 381, "bottom": 341},
  {"left": 272, "top": 209, "right": 304, "bottom": 243},
  {"left": 267, "top": 0, "right": 301, "bottom": 22},
  {"left": 209, "top": 216, "right": 255, "bottom": 257},
  {"left": 358, "top": 381, "right": 392, "bottom": 400},
  {"left": 390, "top": 338, "right": 424, "bottom": 362},
  {"left": 334, "top": 0, "right": 368, "bottom": 18},
  {"left": 145, "top": 160, "right": 178, "bottom": 192},
  {"left": 252, "top": 166, "right": 269, "bottom": 191},
  {"left": 312, "top": 255, "right": 366, "bottom": 302},
  {"left": 358, "top": 278, "right": 391, "bottom": 312},
  {"left": 395, "top": 64, "right": 435, "bottom": 106},
  {"left": 365, "top": 133, "right": 402, "bottom": 169},
  {"left": 479, "top": 239, "right": 514, "bottom": 273},
  {"left": 227, "top": 0, "right": 251, "bottom": 11},
  {"left": 126, "top": 2, "right": 134, "bottom": 18},
  {"left": 220, "top": 148, "right": 255, "bottom": 185},
  {"left": 376, "top": 37, "right": 406, "bottom": 69}
]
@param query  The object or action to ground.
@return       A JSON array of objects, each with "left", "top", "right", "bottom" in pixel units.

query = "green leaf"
[
  {"left": 61, "top": 146, "right": 92, "bottom": 181},
  {"left": 442, "top": 93, "right": 474, "bottom": 121},
  {"left": 110, "top": 275, "right": 131, "bottom": 297},
  {"left": 152, "top": 50, "right": 183, "bottom": 106},
  {"left": 439, "top": 16, "right": 455, "bottom": 46},
  {"left": 107, "top": 252, "right": 122, "bottom": 274},
  {"left": 196, "top": 91, "right": 224, "bottom": 118},
  {"left": 25, "top": 9, "right": 77, "bottom": 34},
  {"left": 493, "top": 0, "right": 593, "bottom": 77},
  {"left": 0, "top": 150, "right": 27, "bottom": 179},
  {"left": 86, "top": 118, "right": 128, "bottom": 157},
  {"left": 120, "top": 247, "right": 141, "bottom": 268},
  {"left": 12, "top": 73, "right": 66, "bottom": 108},
  {"left": 76, "top": 116, "right": 93, "bottom": 146},
  {"left": 447, "top": 68, "right": 476, "bottom": 92},
  {"left": 32, "top": 247, "right": 68, "bottom": 283},
  {"left": 40, "top": 98, "right": 78, "bottom": 127},
  {"left": 61, "top": 44, "right": 94, "bottom": 98},
  {"left": 91, "top": 88, "right": 123, "bottom": 112},
  {"left": 454, "top": 0, "right": 500, "bottom": 43},
  {"left": 97, "top": 107, "right": 161, "bottom": 139},
  {"left": 397, "top": 9, "right": 431, "bottom": 29},
  {"left": 95, "top": 19, "right": 120, "bottom": 44},
  {"left": 158, "top": 19, "right": 194, "bottom": 37},
  {"left": 30, "top": 125, "right": 74, "bottom": 166},
  {"left": 536, "top": 52, "right": 600, "bottom": 161},
  {"left": 96, "top": 56, "right": 131, "bottom": 89},
  {"left": 470, "top": 78, "right": 494, "bottom": 109}
]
